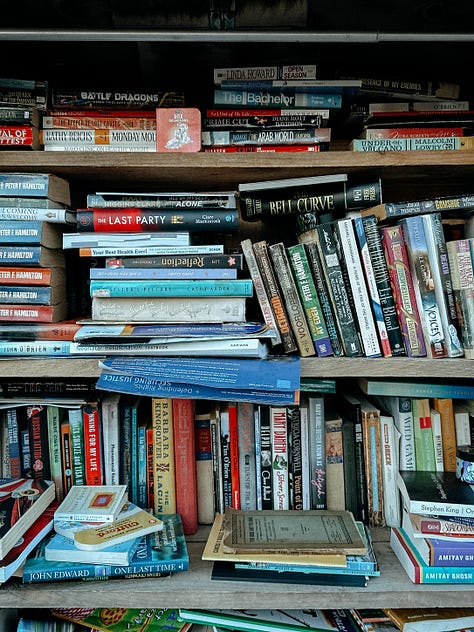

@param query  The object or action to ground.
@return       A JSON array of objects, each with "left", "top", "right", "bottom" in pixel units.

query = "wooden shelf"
[{"left": 1, "top": 528, "right": 473, "bottom": 609}]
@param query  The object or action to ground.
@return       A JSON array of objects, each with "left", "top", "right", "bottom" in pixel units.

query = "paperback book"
[{"left": 53, "top": 484, "right": 128, "bottom": 524}]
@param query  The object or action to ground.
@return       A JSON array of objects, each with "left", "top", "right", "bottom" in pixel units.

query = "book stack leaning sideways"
[
  {"left": 203, "top": 64, "right": 361, "bottom": 153},
  {"left": 65, "top": 187, "right": 283, "bottom": 361},
  {"left": 40, "top": 84, "right": 185, "bottom": 152},
  {"left": 203, "top": 507, "right": 378, "bottom": 587},
  {"left": 0, "top": 77, "right": 47, "bottom": 150},
  {"left": 22, "top": 484, "right": 189, "bottom": 583},
  {"left": 0, "top": 173, "right": 77, "bottom": 357},
  {"left": 0, "top": 478, "right": 56, "bottom": 584},
  {"left": 391, "top": 469, "right": 474, "bottom": 583}
]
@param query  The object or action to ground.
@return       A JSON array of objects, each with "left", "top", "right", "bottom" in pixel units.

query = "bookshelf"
[{"left": 0, "top": 22, "right": 474, "bottom": 611}]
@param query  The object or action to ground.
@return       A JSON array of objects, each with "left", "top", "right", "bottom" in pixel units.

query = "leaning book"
[
  {"left": 397, "top": 470, "right": 474, "bottom": 517},
  {"left": 0, "top": 478, "right": 55, "bottom": 559},
  {"left": 222, "top": 507, "right": 367, "bottom": 554},
  {"left": 53, "top": 484, "right": 128, "bottom": 524}
]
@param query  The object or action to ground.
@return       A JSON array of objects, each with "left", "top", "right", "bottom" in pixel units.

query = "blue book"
[
  {"left": 137, "top": 423, "right": 148, "bottom": 508},
  {"left": 391, "top": 527, "right": 474, "bottom": 583},
  {"left": 0, "top": 173, "right": 70, "bottom": 204},
  {"left": 0, "top": 220, "right": 63, "bottom": 247},
  {"left": 0, "top": 246, "right": 65, "bottom": 267},
  {"left": 44, "top": 530, "right": 141, "bottom": 566},
  {"left": 89, "top": 278, "right": 253, "bottom": 298},
  {"left": 99, "top": 355, "right": 300, "bottom": 392},
  {"left": 96, "top": 371, "right": 299, "bottom": 406},
  {"left": 89, "top": 267, "right": 238, "bottom": 280},
  {"left": 219, "top": 79, "right": 361, "bottom": 97},
  {"left": 0, "top": 285, "right": 64, "bottom": 305},
  {"left": 23, "top": 513, "right": 188, "bottom": 583},
  {"left": 357, "top": 377, "right": 474, "bottom": 399},
  {"left": 214, "top": 89, "right": 343, "bottom": 109}
]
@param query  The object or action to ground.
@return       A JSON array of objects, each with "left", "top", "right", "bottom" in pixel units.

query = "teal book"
[
  {"left": 23, "top": 513, "right": 188, "bottom": 583},
  {"left": 391, "top": 527, "right": 474, "bottom": 584},
  {"left": 44, "top": 529, "right": 141, "bottom": 566},
  {"left": 89, "top": 278, "right": 253, "bottom": 297},
  {"left": 214, "top": 89, "right": 343, "bottom": 109},
  {"left": 357, "top": 377, "right": 474, "bottom": 400}
]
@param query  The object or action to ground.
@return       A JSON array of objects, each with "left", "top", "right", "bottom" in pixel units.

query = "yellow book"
[{"left": 151, "top": 397, "right": 176, "bottom": 514}]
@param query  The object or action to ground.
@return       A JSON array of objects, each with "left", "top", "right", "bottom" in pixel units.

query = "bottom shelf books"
[{"left": 22, "top": 512, "right": 188, "bottom": 583}]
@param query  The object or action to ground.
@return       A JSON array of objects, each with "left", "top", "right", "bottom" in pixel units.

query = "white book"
[
  {"left": 79, "top": 244, "right": 224, "bottom": 257},
  {"left": 41, "top": 128, "right": 157, "bottom": 146},
  {"left": 379, "top": 414, "right": 401, "bottom": 528},
  {"left": 54, "top": 484, "right": 128, "bottom": 524},
  {"left": 44, "top": 145, "right": 157, "bottom": 152},
  {"left": 372, "top": 395, "right": 415, "bottom": 471},
  {"left": 194, "top": 409, "right": 215, "bottom": 525},
  {"left": 100, "top": 393, "right": 121, "bottom": 486},
  {"left": 63, "top": 231, "right": 190, "bottom": 249},
  {"left": 454, "top": 402, "right": 472, "bottom": 447},
  {"left": 430, "top": 408, "right": 444, "bottom": 472},
  {"left": 299, "top": 401, "right": 311, "bottom": 511},
  {"left": 270, "top": 406, "right": 289, "bottom": 510},
  {"left": 334, "top": 218, "right": 381, "bottom": 358}
]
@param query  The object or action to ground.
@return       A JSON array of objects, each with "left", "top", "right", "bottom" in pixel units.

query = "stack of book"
[
  {"left": 22, "top": 484, "right": 189, "bottom": 584},
  {"left": 39, "top": 86, "right": 185, "bottom": 152},
  {"left": 391, "top": 469, "right": 474, "bottom": 583},
  {"left": 0, "top": 78, "right": 47, "bottom": 150},
  {"left": 202, "top": 64, "right": 355, "bottom": 153},
  {"left": 344, "top": 73, "right": 474, "bottom": 152},
  {"left": 202, "top": 507, "right": 378, "bottom": 587},
  {"left": 0, "top": 173, "right": 73, "bottom": 334},
  {"left": 0, "top": 478, "right": 56, "bottom": 585}
]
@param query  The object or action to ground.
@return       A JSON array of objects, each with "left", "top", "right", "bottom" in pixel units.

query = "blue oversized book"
[
  {"left": 89, "top": 279, "right": 253, "bottom": 298},
  {"left": 44, "top": 530, "right": 141, "bottom": 565},
  {"left": 0, "top": 173, "right": 71, "bottom": 205},
  {"left": 23, "top": 512, "right": 188, "bottom": 583},
  {"left": 391, "top": 527, "right": 474, "bottom": 583},
  {"left": 0, "top": 220, "right": 64, "bottom": 248}
]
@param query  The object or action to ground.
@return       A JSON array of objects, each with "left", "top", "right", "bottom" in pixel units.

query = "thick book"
[
  {"left": 383, "top": 607, "right": 474, "bottom": 632},
  {"left": 52, "top": 608, "right": 190, "bottom": 632},
  {"left": 43, "top": 113, "right": 157, "bottom": 129},
  {"left": 0, "top": 172, "right": 71, "bottom": 205},
  {"left": 0, "top": 285, "right": 66, "bottom": 305},
  {"left": 432, "top": 397, "right": 457, "bottom": 472},
  {"left": 390, "top": 527, "right": 474, "bottom": 584},
  {"left": 270, "top": 406, "right": 290, "bottom": 510},
  {"left": 194, "top": 404, "right": 215, "bottom": 524},
  {"left": 0, "top": 267, "right": 66, "bottom": 287},
  {"left": 203, "top": 112, "right": 328, "bottom": 129},
  {"left": 89, "top": 278, "right": 253, "bottom": 298},
  {"left": 361, "top": 193, "right": 474, "bottom": 221},
  {"left": 237, "top": 173, "right": 382, "bottom": 221},
  {"left": 172, "top": 398, "right": 198, "bottom": 534},
  {"left": 0, "top": 220, "right": 64, "bottom": 248},
  {"left": 201, "top": 127, "right": 331, "bottom": 146},
  {"left": 0, "top": 245, "right": 65, "bottom": 267},
  {"left": 151, "top": 397, "right": 176, "bottom": 514},
  {"left": 372, "top": 395, "right": 415, "bottom": 472},
  {"left": 446, "top": 239, "right": 474, "bottom": 359},
  {"left": 22, "top": 512, "right": 189, "bottom": 583},
  {"left": 352, "top": 137, "right": 474, "bottom": 151},
  {"left": 53, "top": 484, "right": 127, "bottom": 524},
  {"left": 237, "top": 401, "right": 256, "bottom": 511},
  {"left": 76, "top": 208, "right": 238, "bottom": 232},
  {"left": 398, "top": 470, "right": 474, "bottom": 517},
  {"left": 0, "top": 478, "right": 55, "bottom": 559},
  {"left": 412, "top": 398, "right": 436, "bottom": 472},
  {"left": 0, "top": 106, "right": 40, "bottom": 126},
  {"left": 44, "top": 530, "right": 141, "bottom": 566}
]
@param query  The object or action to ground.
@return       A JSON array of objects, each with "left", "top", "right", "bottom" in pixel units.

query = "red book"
[
  {"left": 83, "top": 401, "right": 103, "bottom": 486},
  {"left": 0, "top": 267, "right": 65, "bottom": 287},
  {"left": 27, "top": 405, "right": 50, "bottom": 480},
  {"left": 0, "top": 125, "right": 38, "bottom": 147},
  {"left": 46, "top": 109, "right": 157, "bottom": 118},
  {"left": 43, "top": 115, "right": 157, "bottom": 130},
  {"left": 0, "top": 304, "right": 67, "bottom": 322},
  {"left": 203, "top": 144, "right": 321, "bottom": 153},
  {"left": 172, "top": 398, "right": 198, "bottom": 534},
  {"left": 228, "top": 401, "right": 241, "bottom": 510},
  {"left": 156, "top": 107, "right": 201, "bottom": 153}
]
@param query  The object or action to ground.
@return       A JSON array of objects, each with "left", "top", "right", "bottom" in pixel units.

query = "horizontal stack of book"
[
  {"left": 344, "top": 73, "right": 474, "bottom": 152},
  {"left": 0, "top": 173, "right": 73, "bottom": 335},
  {"left": 0, "top": 78, "right": 47, "bottom": 150},
  {"left": 202, "top": 64, "right": 350, "bottom": 153},
  {"left": 201, "top": 506, "right": 377, "bottom": 588}
]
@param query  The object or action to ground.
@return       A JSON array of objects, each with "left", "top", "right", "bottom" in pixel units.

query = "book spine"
[
  {"left": 446, "top": 239, "right": 474, "bottom": 355},
  {"left": 119, "top": 397, "right": 132, "bottom": 491},
  {"left": 51, "top": 89, "right": 185, "bottom": 109},
  {"left": 422, "top": 213, "right": 464, "bottom": 358},
  {"left": 352, "top": 137, "right": 472, "bottom": 151},
  {"left": 0, "top": 127, "right": 34, "bottom": 144},
  {"left": 367, "top": 194, "right": 474, "bottom": 220},
  {"left": 380, "top": 225, "right": 427, "bottom": 357},
  {"left": 433, "top": 397, "right": 457, "bottom": 472},
  {"left": 194, "top": 407, "right": 215, "bottom": 524},
  {"left": 26, "top": 405, "right": 50, "bottom": 480},
  {"left": 89, "top": 279, "right": 252, "bottom": 298},
  {"left": 213, "top": 65, "right": 318, "bottom": 83},
  {"left": 287, "top": 405, "right": 303, "bottom": 510},
  {"left": 77, "top": 209, "right": 239, "bottom": 233},
  {"left": 258, "top": 404, "right": 273, "bottom": 510},
  {"left": 0, "top": 340, "right": 72, "bottom": 356},
  {"left": 268, "top": 241, "right": 316, "bottom": 357},
  {"left": 412, "top": 398, "right": 437, "bottom": 471},
  {"left": 210, "top": 405, "right": 224, "bottom": 514},
  {"left": 129, "top": 400, "right": 138, "bottom": 505},
  {"left": 80, "top": 244, "right": 225, "bottom": 257},
  {"left": 203, "top": 144, "right": 321, "bottom": 153},
  {"left": 341, "top": 417, "right": 358, "bottom": 518},
  {"left": 302, "top": 241, "right": 343, "bottom": 356},
  {"left": 401, "top": 215, "right": 448, "bottom": 358},
  {"left": 0, "top": 321, "right": 79, "bottom": 343},
  {"left": 325, "top": 412, "right": 345, "bottom": 511},
  {"left": 307, "top": 395, "right": 326, "bottom": 510},
  {"left": 201, "top": 128, "right": 330, "bottom": 146},
  {"left": 214, "top": 89, "right": 342, "bottom": 109},
  {"left": 172, "top": 398, "right": 198, "bottom": 534},
  {"left": 237, "top": 401, "right": 256, "bottom": 511},
  {"left": 270, "top": 406, "right": 290, "bottom": 510},
  {"left": 334, "top": 218, "right": 382, "bottom": 358},
  {"left": 254, "top": 405, "right": 263, "bottom": 510},
  {"left": 146, "top": 427, "right": 155, "bottom": 509},
  {"left": 137, "top": 423, "right": 148, "bottom": 508},
  {"left": 379, "top": 415, "right": 401, "bottom": 527},
  {"left": 47, "top": 406, "right": 64, "bottom": 501},
  {"left": 202, "top": 114, "right": 325, "bottom": 128},
  {"left": 362, "top": 407, "right": 385, "bottom": 527},
  {"left": 68, "top": 407, "right": 85, "bottom": 486},
  {"left": 364, "top": 126, "right": 465, "bottom": 138},
  {"left": 106, "top": 253, "right": 244, "bottom": 269},
  {"left": 43, "top": 115, "right": 157, "bottom": 129},
  {"left": 0, "top": 286, "right": 56, "bottom": 304},
  {"left": 82, "top": 402, "right": 103, "bottom": 486},
  {"left": 87, "top": 193, "right": 236, "bottom": 209},
  {"left": 100, "top": 393, "right": 121, "bottom": 486},
  {"left": 219, "top": 405, "right": 232, "bottom": 509},
  {"left": 60, "top": 420, "right": 73, "bottom": 493},
  {"left": 0, "top": 208, "right": 70, "bottom": 223},
  {"left": 252, "top": 240, "right": 297, "bottom": 353},
  {"left": 315, "top": 223, "right": 363, "bottom": 357},
  {"left": 6, "top": 407, "right": 21, "bottom": 479},
  {"left": 359, "top": 215, "right": 406, "bottom": 357},
  {"left": 287, "top": 243, "right": 333, "bottom": 357},
  {"left": 151, "top": 397, "right": 176, "bottom": 514},
  {"left": 240, "top": 238, "right": 282, "bottom": 346},
  {"left": 430, "top": 407, "right": 445, "bottom": 472},
  {"left": 0, "top": 107, "right": 38, "bottom": 124},
  {"left": 228, "top": 402, "right": 241, "bottom": 509},
  {"left": 41, "top": 129, "right": 157, "bottom": 146}
]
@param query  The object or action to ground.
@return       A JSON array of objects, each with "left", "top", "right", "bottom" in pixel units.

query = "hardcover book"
[{"left": 53, "top": 484, "right": 128, "bottom": 524}]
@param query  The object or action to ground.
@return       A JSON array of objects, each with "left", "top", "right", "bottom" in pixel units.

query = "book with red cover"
[
  {"left": 173, "top": 397, "right": 198, "bottom": 535},
  {"left": 82, "top": 401, "right": 103, "bottom": 486},
  {"left": 27, "top": 405, "right": 50, "bottom": 480},
  {"left": 156, "top": 108, "right": 201, "bottom": 153},
  {"left": 228, "top": 401, "right": 240, "bottom": 510}
]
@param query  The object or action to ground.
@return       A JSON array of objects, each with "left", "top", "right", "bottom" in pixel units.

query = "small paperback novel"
[
  {"left": 52, "top": 608, "right": 191, "bottom": 632},
  {"left": 54, "top": 484, "right": 128, "bottom": 524},
  {"left": 156, "top": 108, "right": 201, "bottom": 152},
  {"left": 221, "top": 507, "right": 367, "bottom": 555},
  {"left": 0, "top": 478, "right": 55, "bottom": 559},
  {"left": 397, "top": 470, "right": 474, "bottom": 517}
]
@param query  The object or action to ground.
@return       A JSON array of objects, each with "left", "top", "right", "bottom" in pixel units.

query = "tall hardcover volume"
[
  {"left": 151, "top": 397, "right": 176, "bottom": 514},
  {"left": 53, "top": 484, "right": 128, "bottom": 524},
  {"left": 380, "top": 224, "right": 426, "bottom": 357},
  {"left": 173, "top": 398, "right": 198, "bottom": 534},
  {"left": 446, "top": 239, "right": 474, "bottom": 359},
  {"left": 268, "top": 242, "right": 315, "bottom": 357},
  {"left": 401, "top": 215, "right": 448, "bottom": 358}
]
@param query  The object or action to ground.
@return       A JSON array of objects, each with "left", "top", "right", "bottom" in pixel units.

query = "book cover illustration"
[
  {"left": 53, "top": 484, "right": 128, "bottom": 523},
  {"left": 156, "top": 108, "right": 201, "bottom": 152},
  {"left": 52, "top": 608, "right": 191, "bottom": 632}
]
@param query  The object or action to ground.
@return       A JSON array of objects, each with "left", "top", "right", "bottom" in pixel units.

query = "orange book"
[
  {"left": 433, "top": 397, "right": 457, "bottom": 471},
  {"left": 156, "top": 107, "right": 201, "bottom": 152}
]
